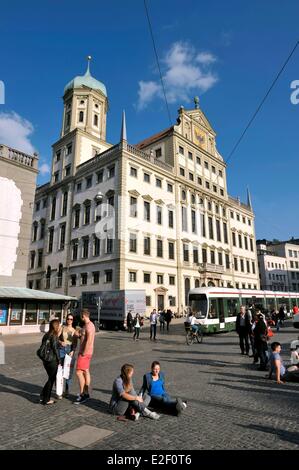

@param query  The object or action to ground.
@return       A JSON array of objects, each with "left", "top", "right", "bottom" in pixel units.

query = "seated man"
[
  {"left": 139, "top": 361, "right": 187, "bottom": 416},
  {"left": 268, "top": 342, "right": 299, "bottom": 384}
]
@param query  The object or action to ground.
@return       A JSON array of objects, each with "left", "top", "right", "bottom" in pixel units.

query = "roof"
[
  {"left": 135, "top": 127, "right": 173, "bottom": 149},
  {"left": 0, "top": 287, "right": 77, "bottom": 301},
  {"left": 64, "top": 65, "right": 107, "bottom": 97}
]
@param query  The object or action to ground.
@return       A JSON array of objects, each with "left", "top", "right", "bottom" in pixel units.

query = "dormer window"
[
  {"left": 79, "top": 111, "right": 84, "bottom": 123},
  {"left": 155, "top": 148, "right": 162, "bottom": 158}
]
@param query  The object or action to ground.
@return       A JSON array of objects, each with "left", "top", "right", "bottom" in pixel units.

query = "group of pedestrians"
[
  {"left": 126, "top": 309, "right": 173, "bottom": 342},
  {"left": 236, "top": 305, "right": 299, "bottom": 383},
  {"left": 38, "top": 309, "right": 95, "bottom": 405},
  {"left": 110, "top": 361, "right": 187, "bottom": 421}
]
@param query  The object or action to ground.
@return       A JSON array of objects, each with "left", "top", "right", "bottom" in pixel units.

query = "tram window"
[
  {"left": 265, "top": 298, "right": 276, "bottom": 313},
  {"left": 227, "top": 299, "right": 239, "bottom": 317},
  {"left": 189, "top": 294, "right": 207, "bottom": 318},
  {"left": 208, "top": 299, "right": 218, "bottom": 319}
]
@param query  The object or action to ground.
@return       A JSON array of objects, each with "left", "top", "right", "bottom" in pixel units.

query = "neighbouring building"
[
  {"left": 257, "top": 239, "right": 299, "bottom": 292},
  {"left": 27, "top": 58, "right": 260, "bottom": 315}
]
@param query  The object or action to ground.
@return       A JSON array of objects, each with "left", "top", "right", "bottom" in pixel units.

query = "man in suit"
[{"left": 236, "top": 305, "right": 251, "bottom": 355}]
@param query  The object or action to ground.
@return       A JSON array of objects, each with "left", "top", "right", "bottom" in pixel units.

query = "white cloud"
[
  {"left": 137, "top": 42, "right": 218, "bottom": 110},
  {"left": 0, "top": 111, "right": 36, "bottom": 155},
  {"left": 39, "top": 163, "right": 50, "bottom": 176}
]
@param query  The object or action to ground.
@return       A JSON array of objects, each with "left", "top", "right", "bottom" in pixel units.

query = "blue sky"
[{"left": 0, "top": 0, "right": 298, "bottom": 241}]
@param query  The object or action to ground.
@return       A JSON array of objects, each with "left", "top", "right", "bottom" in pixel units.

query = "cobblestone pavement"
[{"left": 0, "top": 320, "right": 299, "bottom": 450}]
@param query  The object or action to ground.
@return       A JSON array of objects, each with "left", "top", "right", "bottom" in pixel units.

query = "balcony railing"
[
  {"left": 127, "top": 144, "right": 174, "bottom": 173},
  {"left": 0, "top": 143, "right": 38, "bottom": 169},
  {"left": 198, "top": 263, "right": 225, "bottom": 274}
]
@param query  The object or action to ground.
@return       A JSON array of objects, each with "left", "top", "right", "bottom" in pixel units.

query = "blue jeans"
[
  {"left": 144, "top": 392, "right": 177, "bottom": 414},
  {"left": 191, "top": 324, "right": 199, "bottom": 333}
]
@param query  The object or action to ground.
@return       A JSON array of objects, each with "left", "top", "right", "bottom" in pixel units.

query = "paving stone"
[{"left": 53, "top": 425, "right": 114, "bottom": 448}]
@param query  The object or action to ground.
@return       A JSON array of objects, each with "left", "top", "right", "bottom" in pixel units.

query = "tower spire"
[
  {"left": 247, "top": 187, "right": 252, "bottom": 210},
  {"left": 120, "top": 110, "right": 127, "bottom": 142},
  {"left": 85, "top": 55, "right": 92, "bottom": 76}
]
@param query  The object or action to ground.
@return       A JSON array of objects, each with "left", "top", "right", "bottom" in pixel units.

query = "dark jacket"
[
  {"left": 139, "top": 371, "right": 166, "bottom": 397},
  {"left": 236, "top": 311, "right": 251, "bottom": 334},
  {"left": 41, "top": 332, "right": 60, "bottom": 363}
]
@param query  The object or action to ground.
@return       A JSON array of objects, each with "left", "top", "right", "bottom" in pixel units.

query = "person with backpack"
[
  {"left": 159, "top": 310, "right": 165, "bottom": 332},
  {"left": 165, "top": 309, "right": 172, "bottom": 332},
  {"left": 37, "top": 319, "right": 60, "bottom": 405}
]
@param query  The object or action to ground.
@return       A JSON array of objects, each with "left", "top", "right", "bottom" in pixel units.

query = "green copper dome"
[{"left": 64, "top": 58, "right": 107, "bottom": 97}]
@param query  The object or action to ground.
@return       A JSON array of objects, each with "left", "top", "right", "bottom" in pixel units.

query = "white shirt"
[{"left": 190, "top": 316, "right": 199, "bottom": 326}]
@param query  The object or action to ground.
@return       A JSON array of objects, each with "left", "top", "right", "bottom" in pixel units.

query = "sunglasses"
[{"left": 67, "top": 318, "right": 73, "bottom": 321}]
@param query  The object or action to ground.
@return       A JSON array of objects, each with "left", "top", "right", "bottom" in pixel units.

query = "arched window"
[
  {"left": 195, "top": 279, "right": 200, "bottom": 288},
  {"left": 57, "top": 264, "right": 63, "bottom": 288},
  {"left": 79, "top": 111, "right": 84, "bottom": 123},
  {"left": 208, "top": 281, "right": 215, "bottom": 287},
  {"left": 94, "top": 114, "right": 98, "bottom": 127}
]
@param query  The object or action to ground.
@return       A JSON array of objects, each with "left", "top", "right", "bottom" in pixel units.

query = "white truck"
[{"left": 75, "top": 289, "right": 146, "bottom": 330}]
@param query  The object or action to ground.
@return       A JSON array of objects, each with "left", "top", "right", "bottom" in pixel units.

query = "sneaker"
[
  {"left": 134, "top": 412, "right": 140, "bottom": 421},
  {"left": 74, "top": 394, "right": 90, "bottom": 404},
  {"left": 148, "top": 411, "right": 160, "bottom": 420},
  {"left": 176, "top": 398, "right": 186, "bottom": 414},
  {"left": 182, "top": 401, "right": 187, "bottom": 410}
]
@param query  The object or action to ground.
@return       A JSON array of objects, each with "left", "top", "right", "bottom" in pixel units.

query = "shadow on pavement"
[
  {"left": 0, "top": 373, "right": 42, "bottom": 404},
  {"left": 236, "top": 423, "right": 299, "bottom": 446}
]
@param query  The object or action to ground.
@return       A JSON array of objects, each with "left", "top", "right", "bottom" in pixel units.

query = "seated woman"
[
  {"left": 140, "top": 361, "right": 187, "bottom": 416},
  {"left": 109, "top": 363, "right": 160, "bottom": 420}
]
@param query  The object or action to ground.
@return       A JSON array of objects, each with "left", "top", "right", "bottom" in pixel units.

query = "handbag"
[
  {"left": 56, "top": 364, "right": 64, "bottom": 396},
  {"left": 36, "top": 338, "right": 54, "bottom": 362},
  {"left": 267, "top": 326, "right": 274, "bottom": 338},
  {"left": 63, "top": 353, "right": 72, "bottom": 380}
]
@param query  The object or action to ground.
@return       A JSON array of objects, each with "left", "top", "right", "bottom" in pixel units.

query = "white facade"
[
  {"left": 257, "top": 243, "right": 289, "bottom": 291},
  {"left": 27, "top": 65, "right": 260, "bottom": 315}
]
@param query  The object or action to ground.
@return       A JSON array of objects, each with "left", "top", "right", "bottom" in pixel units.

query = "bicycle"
[{"left": 184, "top": 322, "right": 203, "bottom": 345}]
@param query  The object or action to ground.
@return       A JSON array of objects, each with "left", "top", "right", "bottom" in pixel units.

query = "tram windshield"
[{"left": 189, "top": 294, "right": 208, "bottom": 319}]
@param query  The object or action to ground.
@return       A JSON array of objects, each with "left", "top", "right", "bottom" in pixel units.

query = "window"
[
  {"left": 71, "top": 275, "right": 76, "bottom": 287},
  {"left": 196, "top": 156, "right": 201, "bottom": 165},
  {"left": 180, "top": 167, "right": 185, "bottom": 176},
  {"left": 193, "top": 247, "right": 199, "bottom": 263},
  {"left": 107, "top": 195, "right": 114, "bottom": 217},
  {"left": 223, "top": 223, "right": 228, "bottom": 244},
  {"left": 218, "top": 252, "right": 223, "bottom": 266},
  {"left": 66, "top": 112, "right": 71, "bottom": 127},
  {"left": 234, "top": 258, "right": 238, "bottom": 271},
  {"left": 210, "top": 250, "right": 215, "bottom": 264},
  {"left": 240, "top": 259, "right": 244, "bottom": 272},
  {"left": 32, "top": 222, "right": 38, "bottom": 242},
  {"left": 108, "top": 166, "right": 115, "bottom": 179},
  {"left": 220, "top": 189, "right": 224, "bottom": 196},
  {"left": 130, "top": 197, "right": 137, "bottom": 217},
  {"left": 144, "top": 273, "right": 151, "bottom": 283},
  {"left": 156, "top": 178, "right": 162, "bottom": 188},
  {"left": 236, "top": 214, "right": 240, "bottom": 221},
  {"left": 81, "top": 273, "right": 88, "bottom": 286},
  {"left": 56, "top": 150, "right": 61, "bottom": 162},
  {"left": 129, "top": 233, "right": 137, "bottom": 253},
  {"left": 72, "top": 240, "right": 78, "bottom": 261},
  {"left": 168, "top": 242, "right": 175, "bottom": 260},
  {"left": 35, "top": 201, "right": 40, "bottom": 212},
  {"left": 208, "top": 217, "right": 214, "bottom": 239},
  {"left": 105, "top": 269, "right": 112, "bottom": 283},
  {"left": 82, "top": 237, "right": 89, "bottom": 258},
  {"left": 94, "top": 237, "right": 100, "bottom": 256},
  {"left": 144, "top": 201, "right": 150, "bottom": 221},
  {"left": 59, "top": 224, "right": 66, "bottom": 250},
  {"left": 169, "top": 296, "right": 176, "bottom": 307},
  {"left": 182, "top": 190, "right": 186, "bottom": 200},
  {"left": 230, "top": 211, "right": 234, "bottom": 219},
  {"left": 248, "top": 219, "right": 251, "bottom": 226},
  {"left": 62, "top": 192, "right": 68, "bottom": 217},
  {"left": 212, "top": 166, "right": 216, "bottom": 174},
  {"left": 130, "top": 167, "right": 137, "bottom": 178},
  {"left": 206, "top": 182, "right": 210, "bottom": 190},
  {"left": 238, "top": 234, "right": 242, "bottom": 249},
  {"left": 86, "top": 176, "right": 92, "bottom": 189},
  {"left": 179, "top": 146, "right": 184, "bottom": 155},
  {"left": 226, "top": 254, "right": 230, "bottom": 269},
  {"left": 51, "top": 197, "right": 56, "bottom": 220},
  {"left": 155, "top": 148, "right": 162, "bottom": 158},
  {"left": 247, "top": 260, "right": 250, "bottom": 273},
  {"left": 30, "top": 251, "right": 35, "bottom": 269},
  {"left": 157, "top": 274, "right": 164, "bottom": 284},
  {"left": 106, "top": 236, "right": 113, "bottom": 254},
  {"left": 197, "top": 177, "right": 202, "bottom": 185},
  {"left": 183, "top": 243, "right": 189, "bottom": 262},
  {"left": 231, "top": 232, "right": 237, "bottom": 248},
  {"left": 182, "top": 207, "right": 188, "bottom": 231},
  {"left": 202, "top": 248, "right": 207, "bottom": 263},
  {"left": 201, "top": 214, "right": 206, "bottom": 238},
  {"left": 189, "top": 172, "right": 194, "bottom": 181},
  {"left": 191, "top": 194, "right": 196, "bottom": 204},
  {"left": 250, "top": 239, "right": 254, "bottom": 251},
  {"left": 168, "top": 210, "right": 174, "bottom": 228},
  {"left": 97, "top": 171, "right": 103, "bottom": 183},
  {"left": 219, "top": 170, "right": 223, "bottom": 177},
  {"left": 144, "top": 173, "right": 150, "bottom": 183},
  {"left": 252, "top": 262, "right": 256, "bottom": 274},
  {"left": 37, "top": 250, "right": 43, "bottom": 268},
  {"left": 146, "top": 296, "right": 151, "bottom": 307},
  {"left": 48, "top": 228, "right": 54, "bottom": 253},
  {"left": 84, "top": 202, "right": 91, "bottom": 225},
  {"left": 94, "top": 114, "right": 98, "bottom": 127},
  {"left": 77, "top": 182, "right": 82, "bottom": 192},
  {"left": 79, "top": 111, "right": 84, "bottom": 122},
  {"left": 243, "top": 216, "right": 246, "bottom": 224},
  {"left": 167, "top": 183, "right": 173, "bottom": 193},
  {"left": 204, "top": 162, "right": 209, "bottom": 169},
  {"left": 192, "top": 210, "right": 196, "bottom": 233},
  {"left": 157, "top": 239, "right": 163, "bottom": 257},
  {"left": 43, "top": 198, "right": 48, "bottom": 209},
  {"left": 213, "top": 185, "right": 217, "bottom": 193},
  {"left": 216, "top": 219, "right": 221, "bottom": 242},
  {"left": 66, "top": 143, "right": 72, "bottom": 155},
  {"left": 157, "top": 206, "right": 162, "bottom": 225},
  {"left": 188, "top": 151, "right": 193, "bottom": 160},
  {"left": 169, "top": 275, "right": 175, "bottom": 285},
  {"left": 74, "top": 206, "right": 80, "bottom": 228},
  {"left": 144, "top": 237, "right": 151, "bottom": 255},
  {"left": 129, "top": 271, "right": 137, "bottom": 282},
  {"left": 25, "top": 304, "right": 37, "bottom": 324}
]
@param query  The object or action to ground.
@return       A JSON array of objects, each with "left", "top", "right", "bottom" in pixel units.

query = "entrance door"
[{"left": 158, "top": 295, "right": 164, "bottom": 310}]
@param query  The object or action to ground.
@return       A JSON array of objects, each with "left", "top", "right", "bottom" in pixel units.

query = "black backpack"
[{"left": 36, "top": 336, "right": 55, "bottom": 362}]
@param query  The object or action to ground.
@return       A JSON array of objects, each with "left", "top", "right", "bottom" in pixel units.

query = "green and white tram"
[{"left": 188, "top": 287, "right": 299, "bottom": 334}]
